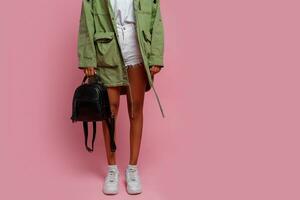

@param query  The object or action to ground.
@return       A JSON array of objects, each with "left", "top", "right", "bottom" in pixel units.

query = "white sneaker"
[
  {"left": 125, "top": 165, "right": 142, "bottom": 194},
  {"left": 102, "top": 165, "right": 119, "bottom": 195}
]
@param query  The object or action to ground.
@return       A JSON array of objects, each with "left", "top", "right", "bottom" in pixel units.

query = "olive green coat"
[{"left": 77, "top": 0, "right": 165, "bottom": 118}]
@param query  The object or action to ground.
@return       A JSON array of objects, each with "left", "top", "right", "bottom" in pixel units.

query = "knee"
[
  {"left": 110, "top": 102, "right": 120, "bottom": 117},
  {"left": 131, "top": 101, "right": 143, "bottom": 118}
]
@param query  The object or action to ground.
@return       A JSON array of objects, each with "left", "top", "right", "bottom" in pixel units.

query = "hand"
[
  {"left": 150, "top": 65, "right": 162, "bottom": 76},
  {"left": 82, "top": 67, "right": 96, "bottom": 76}
]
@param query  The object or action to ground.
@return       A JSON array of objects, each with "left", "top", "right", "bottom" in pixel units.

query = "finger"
[
  {"left": 88, "top": 69, "right": 92, "bottom": 76},
  {"left": 149, "top": 67, "right": 153, "bottom": 72},
  {"left": 150, "top": 69, "right": 154, "bottom": 76},
  {"left": 151, "top": 68, "right": 156, "bottom": 75},
  {"left": 89, "top": 68, "right": 94, "bottom": 76}
]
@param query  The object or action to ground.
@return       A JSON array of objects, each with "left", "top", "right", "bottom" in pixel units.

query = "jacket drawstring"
[
  {"left": 126, "top": 63, "right": 165, "bottom": 119},
  {"left": 151, "top": 80, "right": 165, "bottom": 118}
]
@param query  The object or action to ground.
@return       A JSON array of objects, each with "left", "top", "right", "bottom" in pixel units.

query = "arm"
[
  {"left": 77, "top": 0, "right": 97, "bottom": 69},
  {"left": 149, "top": 0, "right": 165, "bottom": 68}
]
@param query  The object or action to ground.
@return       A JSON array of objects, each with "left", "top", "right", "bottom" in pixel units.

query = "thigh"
[
  {"left": 107, "top": 86, "right": 121, "bottom": 115},
  {"left": 126, "top": 63, "right": 148, "bottom": 106}
]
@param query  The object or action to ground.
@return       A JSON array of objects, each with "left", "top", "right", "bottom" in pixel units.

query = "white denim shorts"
[{"left": 116, "top": 23, "right": 143, "bottom": 67}]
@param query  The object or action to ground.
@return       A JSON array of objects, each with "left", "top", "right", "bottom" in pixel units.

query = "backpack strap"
[
  {"left": 83, "top": 121, "right": 97, "bottom": 152},
  {"left": 105, "top": 116, "right": 117, "bottom": 152}
]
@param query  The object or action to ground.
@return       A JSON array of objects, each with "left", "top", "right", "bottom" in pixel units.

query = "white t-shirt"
[
  {"left": 109, "top": 0, "right": 135, "bottom": 25},
  {"left": 109, "top": 0, "right": 143, "bottom": 66}
]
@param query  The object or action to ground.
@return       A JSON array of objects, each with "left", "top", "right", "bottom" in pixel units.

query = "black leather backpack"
[{"left": 70, "top": 74, "right": 116, "bottom": 152}]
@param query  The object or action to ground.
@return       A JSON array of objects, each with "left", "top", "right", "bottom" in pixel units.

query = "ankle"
[
  {"left": 108, "top": 164, "right": 119, "bottom": 170},
  {"left": 127, "top": 164, "right": 138, "bottom": 169}
]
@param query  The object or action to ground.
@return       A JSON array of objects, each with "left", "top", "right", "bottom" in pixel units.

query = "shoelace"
[
  {"left": 106, "top": 169, "right": 118, "bottom": 183},
  {"left": 127, "top": 168, "right": 138, "bottom": 181}
]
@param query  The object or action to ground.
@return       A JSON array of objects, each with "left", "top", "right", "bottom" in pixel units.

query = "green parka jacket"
[{"left": 77, "top": 0, "right": 165, "bottom": 118}]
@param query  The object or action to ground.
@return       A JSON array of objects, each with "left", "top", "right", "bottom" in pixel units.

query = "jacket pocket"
[{"left": 94, "top": 32, "right": 119, "bottom": 67}]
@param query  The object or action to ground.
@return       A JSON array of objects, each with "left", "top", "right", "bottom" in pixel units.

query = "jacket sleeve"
[
  {"left": 77, "top": 0, "right": 97, "bottom": 69},
  {"left": 149, "top": 0, "right": 165, "bottom": 68}
]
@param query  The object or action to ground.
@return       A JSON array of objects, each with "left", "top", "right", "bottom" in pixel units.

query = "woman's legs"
[
  {"left": 102, "top": 86, "right": 121, "bottom": 165},
  {"left": 126, "top": 63, "right": 148, "bottom": 165},
  {"left": 101, "top": 63, "right": 147, "bottom": 165}
]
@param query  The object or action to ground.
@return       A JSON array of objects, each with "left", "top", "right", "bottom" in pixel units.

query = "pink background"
[{"left": 1, "top": 0, "right": 300, "bottom": 199}]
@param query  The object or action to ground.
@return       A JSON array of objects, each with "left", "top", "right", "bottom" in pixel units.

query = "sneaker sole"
[
  {"left": 102, "top": 189, "right": 118, "bottom": 195},
  {"left": 125, "top": 174, "right": 142, "bottom": 195},
  {"left": 126, "top": 188, "right": 142, "bottom": 195}
]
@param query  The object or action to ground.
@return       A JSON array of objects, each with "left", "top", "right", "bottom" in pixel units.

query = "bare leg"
[
  {"left": 102, "top": 86, "right": 121, "bottom": 165},
  {"left": 126, "top": 63, "right": 148, "bottom": 165}
]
